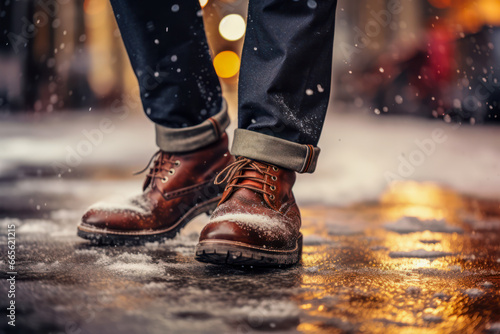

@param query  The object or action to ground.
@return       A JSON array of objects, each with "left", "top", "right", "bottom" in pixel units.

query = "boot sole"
[
  {"left": 194, "top": 233, "right": 302, "bottom": 268},
  {"left": 76, "top": 196, "right": 221, "bottom": 246}
]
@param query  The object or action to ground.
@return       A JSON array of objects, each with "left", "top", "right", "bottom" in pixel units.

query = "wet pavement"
[{"left": 1, "top": 112, "right": 500, "bottom": 334}]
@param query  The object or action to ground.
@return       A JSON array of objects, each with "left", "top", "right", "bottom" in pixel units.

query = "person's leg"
[
  {"left": 196, "top": 0, "right": 338, "bottom": 266},
  {"left": 234, "top": 0, "right": 337, "bottom": 173},
  {"left": 78, "top": 0, "right": 233, "bottom": 245},
  {"left": 109, "top": 0, "right": 229, "bottom": 151}
]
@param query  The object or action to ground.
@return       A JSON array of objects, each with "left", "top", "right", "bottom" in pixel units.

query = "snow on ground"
[
  {"left": 422, "top": 314, "right": 443, "bottom": 323},
  {"left": 29, "top": 261, "right": 61, "bottom": 273},
  {"left": 486, "top": 322, "right": 500, "bottom": 333},
  {"left": 303, "top": 234, "right": 336, "bottom": 246},
  {"left": 419, "top": 239, "right": 441, "bottom": 244},
  {"left": 17, "top": 219, "right": 60, "bottom": 234},
  {"left": 464, "top": 288, "right": 485, "bottom": 298},
  {"left": 1, "top": 215, "right": 82, "bottom": 239},
  {"left": 96, "top": 252, "right": 164, "bottom": 277},
  {"left": 384, "top": 216, "right": 463, "bottom": 234},
  {"left": 433, "top": 292, "right": 451, "bottom": 300},
  {"left": 389, "top": 249, "right": 453, "bottom": 258},
  {"left": 230, "top": 300, "right": 300, "bottom": 330}
]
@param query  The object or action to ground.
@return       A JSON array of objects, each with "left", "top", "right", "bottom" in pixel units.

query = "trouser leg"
[
  {"left": 109, "top": 0, "right": 229, "bottom": 152},
  {"left": 233, "top": 0, "right": 338, "bottom": 172}
]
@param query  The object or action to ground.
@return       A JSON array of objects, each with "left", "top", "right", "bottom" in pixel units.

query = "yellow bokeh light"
[
  {"left": 199, "top": 0, "right": 209, "bottom": 8},
  {"left": 218, "top": 14, "right": 246, "bottom": 41},
  {"left": 213, "top": 51, "right": 240, "bottom": 78}
]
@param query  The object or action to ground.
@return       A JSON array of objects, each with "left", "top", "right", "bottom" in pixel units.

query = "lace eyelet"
[
  {"left": 175, "top": 160, "right": 181, "bottom": 166},
  {"left": 272, "top": 166, "right": 279, "bottom": 171},
  {"left": 168, "top": 168, "right": 175, "bottom": 175},
  {"left": 271, "top": 176, "right": 277, "bottom": 181},
  {"left": 269, "top": 195, "right": 275, "bottom": 200},
  {"left": 161, "top": 177, "right": 169, "bottom": 183},
  {"left": 270, "top": 185, "right": 276, "bottom": 191}
]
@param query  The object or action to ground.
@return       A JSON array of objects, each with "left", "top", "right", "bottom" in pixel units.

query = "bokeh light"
[
  {"left": 199, "top": 0, "right": 209, "bottom": 8},
  {"left": 218, "top": 14, "right": 246, "bottom": 41},
  {"left": 213, "top": 51, "right": 240, "bottom": 78}
]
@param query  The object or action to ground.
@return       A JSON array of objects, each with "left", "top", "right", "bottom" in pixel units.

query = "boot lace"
[
  {"left": 215, "top": 157, "right": 275, "bottom": 198},
  {"left": 134, "top": 150, "right": 180, "bottom": 182}
]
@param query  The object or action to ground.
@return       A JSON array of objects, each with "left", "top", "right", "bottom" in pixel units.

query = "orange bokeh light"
[{"left": 213, "top": 51, "right": 240, "bottom": 78}]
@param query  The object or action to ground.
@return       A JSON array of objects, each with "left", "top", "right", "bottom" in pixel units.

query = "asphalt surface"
[
  {"left": 1, "top": 112, "right": 499, "bottom": 334},
  {"left": 0, "top": 174, "right": 499, "bottom": 334}
]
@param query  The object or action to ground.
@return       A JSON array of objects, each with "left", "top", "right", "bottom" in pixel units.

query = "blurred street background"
[
  {"left": 1, "top": 0, "right": 500, "bottom": 333},
  {"left": 1, "top": 0, "right": 500, "bottom": 122}
]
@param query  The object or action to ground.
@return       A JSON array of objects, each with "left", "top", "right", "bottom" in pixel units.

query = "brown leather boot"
[
  {"left": 77, "top": 134, "right": 233, "bottom": 245},
  {"left": 195, "top": 157, "right": 302, "bottom": 267}
]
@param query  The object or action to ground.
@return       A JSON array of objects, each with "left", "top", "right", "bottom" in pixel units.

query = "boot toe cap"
[
  {"left": 199, "top": 219, "right": 292, "bottom": 250},
  {"left": 80, "top": 209, "right": 146, "bottom": 231}
]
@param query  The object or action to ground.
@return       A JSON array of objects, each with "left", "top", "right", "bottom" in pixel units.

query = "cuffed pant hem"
[
  {"left": 230, "top": 129, "right": 320, "bottom": 173},
  {"left": 155, "top": 100, "right": 229, "bottom": 152}
]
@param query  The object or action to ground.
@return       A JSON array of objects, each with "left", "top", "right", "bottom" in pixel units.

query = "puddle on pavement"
[{"left": 298, "top": 181, "right": 500, "bottom": 334}]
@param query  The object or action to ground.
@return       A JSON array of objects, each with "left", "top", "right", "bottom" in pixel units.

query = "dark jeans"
[{"left": 110, "top": 0, "right": 338, "bottom": 172}]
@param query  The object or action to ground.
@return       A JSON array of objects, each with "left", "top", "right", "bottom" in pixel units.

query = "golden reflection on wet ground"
[
  {"left": 298, "top": 181, "right": 500, "bottom": 334},
  {"left": 2, "top": 180, "right": 499, "bottom": 333}
]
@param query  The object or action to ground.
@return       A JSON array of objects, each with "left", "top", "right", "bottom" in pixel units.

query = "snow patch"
[
  {"left": 173, "top": 246, "right": 195, "bottom": 255},
  {"left": 485, "top": 322, "right": 500, "bottom": 333},
  {"left": 419, "top": 239, "right": 441, "bottom": 244},
  {"left": 96, "top": 252, "right": 164, "bottom": 276},
  {"left": 304, "top": 266, "right": 320, "bottom": 273},
  {"left": 0, "top": 218, "right": 21, "bottom": 229},
  {"left": 18, "top": 219, "right": 59, "bottom": 234},
  {"left": 74, "top": 249, "right": 100, "bottom": 256},
  {"left": 144, "top": 241, "right": 161, "bottom": 250},
  {"left": 406, "top": 286, "right": 421, "bottom": 294},
  {"left": 389, "top": 249, "right": 452, "bottom": 258},
  {"left": 115, "top": 253, "right": 153, "bottom": 263},
  {"left": 303, "top": 234, "right": 334, "bottom": 246},
  {"left": 481, "top": 281, "right": 495, "bottom": 289},
  {"left": 464, "top": 288, "right": 484, "bottom": 298},
  {"left": 96, "top": 252, "right": 152, "bottom": 266},
  {"left": 87, "top": 193, "right": 151, "bottom": 215},
  {"left": 231, "top": 300, "right": 300, "bottom": 330},
  {"left": 327, "top": 223, "right": 364, "bottom": 236},
  {"left": 422, "top": 314, "right": 443, "bottom": 323},
  {"left": 370, "top": 245, "right": 388, "bottom": 251},
  {"left": 467, "top": 219, "right": 500, "bottom": 231},
  {"left": 433, "top": 292, "right": 451, "bottom": 301},
  {"left": 384, "top": 216, "right": 463, "bottom": 234},
  {"left": 162, "top": 234, "right": 198, "bottom": 247},
  {"left": 143, "top": 282, "right": 168, "bottom": 290},
  {"left": 30, "top": 261, "right": 61, "bottom": 272},
  {"left": 447, "top": 265, "right": 462, "bottom": 272},
  {"left": 106, "top": 262, "right": 164, "bottom": 276}
]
